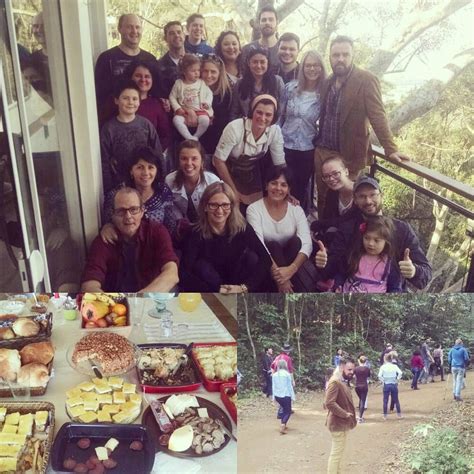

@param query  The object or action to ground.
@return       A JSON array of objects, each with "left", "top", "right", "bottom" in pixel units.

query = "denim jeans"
[
  {"left": 411, "top": 368, "right": 422, "bottom": 389},
  {"left": 452, "top": 367, "right": 465, "bottom": 397},
  {"left": 383, "top": 384, "right": 400, "bottom": 415},
  {"left": 275, "top": 396, "right": 292, "bottom": 424}
]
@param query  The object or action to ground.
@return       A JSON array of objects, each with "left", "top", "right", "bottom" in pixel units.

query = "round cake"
[{"left": 72, "top": 332, "right": 135, "bottom": 375}]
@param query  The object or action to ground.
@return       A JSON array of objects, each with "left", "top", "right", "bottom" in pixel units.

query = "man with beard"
[
  {"left": 314, "top": 35, "right": 409, "bottom": 210},
  {"left": 315, "top": 175, "right": 432, "bottom": 289},
  {"left": 95, "top": 14, "right": 156, "bottom": 115},
  {"left": 157, "top": 21, "right": 186, "bottom": 98},
  {"left": 242, "top": 6, "right": 280, "bottom": 73},
  {"left": 324, "top": 357, "right": 357, "bottom": 473},
  {"left": 275, "top": 32, "right": 300, "bottom": 83}
]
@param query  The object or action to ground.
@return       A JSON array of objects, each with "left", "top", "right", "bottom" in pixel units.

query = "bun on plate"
[{"left": 20, "top": 341, "right": 54, "bottom": 365}]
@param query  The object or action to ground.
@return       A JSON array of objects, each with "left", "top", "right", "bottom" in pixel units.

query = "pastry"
[
  {"left": 17, "top": 363, "right": 50, "bottom": 387},
  {"left": 20, "top": 341, "right": 54, "bottom": 365},
  {"left": 0, "top": 328, "right": 15, "bottom": 340},
  {"left": 72, "top": 332, "right": 135, "bottom": 375},
  {"left": 0, "top": 349, "right": 21, "bottom": 382},
  {"left": 0, "top": 314, "right": 17, "bottom": 322},
  {"left": 11, "top": 318, "right": 40, "bottom": 337}
]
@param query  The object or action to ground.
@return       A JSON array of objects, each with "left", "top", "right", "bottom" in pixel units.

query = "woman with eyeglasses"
[
  {"left": 247, "top": 167, "right": 312, "bottom": 293},
  {"left": 214, "top": 31, "right": 242, "bottom": 85},
  {"left": 213, "top": 94, "right": 286, "bottom": 210},
  {"left": 229, "top": 47, "right": 284, "bottom": 121},
  {"left": 165, "top": 140, "right": 220, "bottom": 239},
  {"left": 101, "top": 146, "right": 177, "bottom": 244},
  {"left": 179, "top": 181, "right": 272, "bottom": 293},
  {"left": 199, "top": 54, "right": 233, "bottom": 157},
  {"left": 279, "top": 50, "right": 326, "bottom": 212}
]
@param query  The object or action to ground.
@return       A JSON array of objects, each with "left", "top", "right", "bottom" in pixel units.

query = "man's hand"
[
  {"left": 287, "top": 194, "right": 300, "bottom": 206},
  {"left": 399, "top": 248, "right": 416, "bottom": 279},
  {"left": 389, "top": 151, "right": 410, "bottom": 162},
  {"left": 314, "top": 240, "right": 328, "bottom": 269},
  {"left": 272, "top": 265, "right": 295, "bottom": 285},
  {"left": 100, "top": 223, "right": 118, "bottom": 245},
  {"left": 277, "top": 280, "right": 294, "bottom": 293},
  {"left": 219, "top": 284, "right": 243, "bottom": 294},
  {"left": 46, "top": 227, "right": 68, "bottom": 251}
]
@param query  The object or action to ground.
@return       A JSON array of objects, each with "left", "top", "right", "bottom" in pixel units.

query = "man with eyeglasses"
[
  {"left": 81, "top": 187, "right": 179, "bottom": 292},
  {"left": 315, "top": 175, "right": 431, "bottom": 290},
  {"left": 314, "top": 35, "right": 409, "bottom": 211}
]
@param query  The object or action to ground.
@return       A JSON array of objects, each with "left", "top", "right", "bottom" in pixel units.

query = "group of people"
[
  {"left": 77, "top": 6, "right": 434, "bottom": 294},
  {"left": 325, "top": 338, "right": 470, "bottom": 473}
]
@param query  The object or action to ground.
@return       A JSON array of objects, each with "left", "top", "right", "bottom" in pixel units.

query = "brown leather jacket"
[
  {"left": 318, "top": 65, "right": 398, "bottom": 174},
  {"left": 324, "top": 379, "right": 357, "bottom": 432}
]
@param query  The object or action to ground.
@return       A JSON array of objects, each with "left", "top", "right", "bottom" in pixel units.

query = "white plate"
[{"left": 0, "top": 300, "right": 26, "bottom": 315}]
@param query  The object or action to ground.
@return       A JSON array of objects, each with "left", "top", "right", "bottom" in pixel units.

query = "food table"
[{"left": 1, "top": 294, "right": 237, "bottom": 474}]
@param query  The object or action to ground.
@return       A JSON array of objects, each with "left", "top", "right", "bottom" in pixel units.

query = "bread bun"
[
  {"left": 0, "top": 314, "right": 17, "bottom": 322},
  {"left": 0, "top": 349, "right": 21, "bottom": 382},
  {"left": 17, "top": 363, "right": 50, "bottom": 387},
  {"left": 11, "top": 318, "right": 40, "bottom": 337},
  {"left": 20, "top": 341, "right": 54, "bottom": 365},
  {"left": 0, "top": 328, "right": 15, "bottom": 340}
]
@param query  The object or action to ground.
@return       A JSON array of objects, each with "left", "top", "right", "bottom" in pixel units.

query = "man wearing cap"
[
  {"left": 95, "top": 14, "right": 157, "bottom": 115},
  {"left": 271, "top": 343, "right": 295, "bottom": 386},
  {"left": 314, "top": 35, "right": 409, "bottom": 210},
  {"left": 315, "top": 175, "right": 431, "bottom": 289}
]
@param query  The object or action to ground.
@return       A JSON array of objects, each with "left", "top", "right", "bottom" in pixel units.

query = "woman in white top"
[
  {"left": 272, "top": 359, "right": 296, "bottom": 434},
  {"left": 247, "top": 167, "right": 312, "bottom": 292},
  {"left": 213, "top": 94, "right": 286, "bottom": 209},
  {"left": 165, "top": 140, "right": 219, "bottom": 239}
]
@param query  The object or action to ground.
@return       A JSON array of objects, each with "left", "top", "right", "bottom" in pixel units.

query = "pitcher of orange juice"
[{"left": 178, "top": 293, "right": 202, "bottom": 312}]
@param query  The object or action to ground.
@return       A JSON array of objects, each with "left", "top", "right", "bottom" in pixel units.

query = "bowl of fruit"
[{"left": 79, "top": 293, "right": 129, "bottom": 330}]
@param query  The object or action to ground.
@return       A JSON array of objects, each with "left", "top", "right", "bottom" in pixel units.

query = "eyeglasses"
[
  {"left": 112, "top": 206, "right": 143, "bottom": 217},
  {"left": 207, "top": 202, "right": 231, "bottom": 211},
  {"left": 200, "top": 53, "right": 223, "bottom": 63},
  {"left": 304, "top": 63, "right": 322, "bottom": 70},
  {"left": 322, "top": 171, "right": 342, "bottom": 181}
]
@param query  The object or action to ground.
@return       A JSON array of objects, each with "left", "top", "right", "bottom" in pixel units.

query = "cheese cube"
[
  {"left": 102, "top": 404, "right": 120, "bottom": 414},
  {"left": 97, "top": 394, "right": 113, "bottom": 404},
  {"left": 104, "top": 437, "right": 119, "bottom": 452},
  {"left": 97, "top": 410, "right": 111, "bottom": 423},
  {"left": 108, "top": 377, "right": 123, "bottom": 388},
  {"left": 129, "top": 394, "right": 141, "bottom": 405},
  {"left": 112, "top": 411, "right": 131, "bottom": 423},
  {"left": 66, "top": 397, "right": 84, "bottom": 408},
  {"left": 5, "top": 412, "right": 20, "bottom": 425},
  {"left": 0, "top": 433, "right": 27, "bottom": 445},
  {"left": 0, "top": 445, "right": 21, "bottom": 457},
  {"left": 78, "top": 381, "right": 95, "bottom": 391},
  {"left": 1, "top": 425, "right": 17, "bottom": 434},
  {"left": 35, "top": 411, "right": 49, "bottom": 431},
  {"left": 18, "top": 414, "right": 34, "bottom": 435},
  {"left": 81, "top": 392, "right": 97, "bottom": 401},
  {"left": 78, "top": 412, "right": 97, "bottom": 423},
  {"left": 66, "top": 388, "right": 83, "bottom": 399},
  {"left": 92, "top": 377, "right": 107, "bottom": 385},
  {"left": 197, "top": 408, "right": 209, "bottom": 418},
  {"left": 94, "top": 383, "right": 112, "bottom": 394},
  {"left": 0, "top": 458, "right": 17, "bottom": 471},
  {"left": 69, "top": 406, "right": 86, "bottom": 418},
  {"left": 95, "top": 446, "right": 109, "bottom": 461},
  {"left": 0, "top": 407, "right": 6, "bottom": 422},
  {"left": 122, "top": 383, "right": 135, "bottom": 394},
  {"left": 83, "top": 400, "right": 99, "bottom": 412},
  {"left": 113, "top": 392, "right": 126, "bottom": 404}
]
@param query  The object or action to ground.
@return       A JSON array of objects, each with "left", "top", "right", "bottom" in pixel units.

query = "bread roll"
[
  {"left": 0, "top": 349, "right": 21, "bottom": 382},
  {"left": 11, "top": 318, "right": 40, "bottom": 337},
  {"left": 0, "top": 315, "right": 17, "bottom": 322},
  {"left": 20, "top": 341, "right": 54, "bottom": 365},
  {"left": 0, "top": 328, "right": 15, "bottom": 340},
  {"left": 17, "top": 363, "right": 50, "bottom": 387}
]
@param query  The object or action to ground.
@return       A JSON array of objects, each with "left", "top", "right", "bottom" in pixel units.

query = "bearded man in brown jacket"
[{"left": 324, "top": 357, "right": 357, "bottom": 474}]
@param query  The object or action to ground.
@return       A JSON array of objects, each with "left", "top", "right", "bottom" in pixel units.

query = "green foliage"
[{"left": 403, "top": 424, "right": 472, "bottom": 473}]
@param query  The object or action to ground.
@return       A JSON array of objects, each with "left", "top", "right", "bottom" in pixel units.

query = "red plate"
[
  {"left": 220, "top": 383, "right": 237, "bottom": 423},
  {"left": 191, "top": 342, "right": 237, "bottom": 392},
  {"left": 137, "top": 343, "right": 202, "bottom": 393}
]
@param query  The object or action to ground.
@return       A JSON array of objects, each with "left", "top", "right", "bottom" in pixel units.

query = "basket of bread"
[{"left": 0, "top": 313, "right": 52, "bottom": 349}]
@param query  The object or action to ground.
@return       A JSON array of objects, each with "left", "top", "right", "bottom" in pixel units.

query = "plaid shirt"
[{"left": 317, "top": 67, "right": 353, "bottom": 151}]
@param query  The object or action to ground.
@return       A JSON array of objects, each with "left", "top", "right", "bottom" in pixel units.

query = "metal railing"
[{"left": 369, "top": 145, "right": 474, "bottom": 292}]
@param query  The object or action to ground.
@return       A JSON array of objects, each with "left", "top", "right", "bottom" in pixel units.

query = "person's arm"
[
  {"left": 378, "top": 366, "right": 384, "bottom": 383},
  {"left": 387, "top": 259, "right": 403, "bottom": 292},
  {"left": 396, "top": 366, "right": 403, "bottom": 380},
  {"left": 169, "top": 81, "right": 182, "bottom": 112},
  {"left": 81, "top": 280, "right": 103, "bottom": 292},
  {"left": 268, "top": 126, "right": 286, "bottom": 166},
  {"left": 229, "top": 81, "right": 242, "bottom": 121},
  {"left": 140, "top": 261, "right": 178, "bottom": 292},
  {"left": 278, "top": 84, "right": 289, "bottom": 127},
  {"left": 324, "top": 381, "right": 352, "bottom": 418},
  {"left": 201, "top": 82, "right": 214, "bottom": 118},
  {"left": 94, "top": 52, "right": 111, "bottom": 106},
  {"left": 212, "top": 156, "right": 240, "bottom": 198}
]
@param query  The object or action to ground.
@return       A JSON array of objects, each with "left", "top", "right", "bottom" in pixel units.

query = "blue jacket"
[
  {"left": 448, "top": 345, "right": 469, "bottom": 368},
  {"left": 184, "top": 37, "right": 213, "bottom": 55}
]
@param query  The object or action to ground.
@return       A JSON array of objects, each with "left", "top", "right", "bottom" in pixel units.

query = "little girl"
[
  {"left": 336, "top": 216, "right": 402, "bottom": 293},
  {"left": 169, "top": 54, "right": 214, "bottom": 140}
]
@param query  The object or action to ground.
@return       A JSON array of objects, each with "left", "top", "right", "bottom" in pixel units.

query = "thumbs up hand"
[
  {"left": 315, "top": 240, "right": 328, "bottom": 269},
  {"left": 399, "top": 248, "right": 416, "bottom": 279}
]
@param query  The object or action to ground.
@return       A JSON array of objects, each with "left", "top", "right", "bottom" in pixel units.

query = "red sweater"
[{"left": 411, "top": 355, "right": 424, "bottom": 369}]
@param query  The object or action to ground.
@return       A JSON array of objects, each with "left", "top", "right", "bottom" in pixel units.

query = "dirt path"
[{"left": 238, "top": 372, "right": 473, "bottom": 473}]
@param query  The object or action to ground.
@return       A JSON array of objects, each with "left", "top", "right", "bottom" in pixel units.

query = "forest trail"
[{"left": 238, "top": 371, "right": 473, "bottom": 473}]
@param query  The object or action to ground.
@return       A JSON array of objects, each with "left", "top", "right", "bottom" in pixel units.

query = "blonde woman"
[
  {"left": 324, "top": 357, "right": 357, "bottom": 473},
  {"left": 272, "top": 359, "right": 295, "bottom": 434},
  {"left": 179, "top": 182, "right": 272, "bottom": 292}
]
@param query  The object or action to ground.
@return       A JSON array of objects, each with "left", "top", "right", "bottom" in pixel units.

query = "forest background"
[
  {"left": 238, "top": 293, "right": 473, "bottom": 393},
  {"left": 14, "top": 0, "right": 474, "bottom": 291}
]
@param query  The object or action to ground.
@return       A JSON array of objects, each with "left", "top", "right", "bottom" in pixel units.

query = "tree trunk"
[
  {"left": 426, "top": 197, "right": 450, "bottom": 263},
  {"left": 284, "top": 294, "right": 290, "bottom": 342},
  {"left": 328, "top": 300, "right": 333, "bottom": 366},
  {"left": 242, "top": 294, "right": 257, "bottom": 362}
]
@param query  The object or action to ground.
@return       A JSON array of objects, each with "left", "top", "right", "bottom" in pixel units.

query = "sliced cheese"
[
  {"left": 66, "top": 397, "right": 84, "bottom": 408},
  {"left": 104, "top": 437, "right": 119, "bottom": 452},
  {"left": 122, "top": 383, "right": 135, "bottom": 394},
  {"left": 77, "top": 381, "right": 95, "bottom": 391},
  {"left": 18, "top": 414, "right": 34, "bottom": 435},
  {"left": 129, "top": 393, "right": 141, "bottom": 405},
  {"left": 108, "top": 377, "right": 123, "bottom": 388},
  {"left": 113, "top": 392, "right": 126, "bottom": 404},
  {"left": 97, "top": 394, "right": 113, "bottom": 404},
  {"left": 102, "top": 404, "right": 120, "bottom": 414},
  {"left": 4, "top": 412, "right": 20, "bottom": 425},
  {"left": 34, "top": 411, "right": 48, "bottom": 431},
  {"left": 0, "top": 457, "right": 17, "bottom": 471},
  {"left": 95, "top": 446, "right": 109, "bottom": 461},
  {"left": 79, "top": 412, "right": 97, "bottom": 423},
  {"left": 97, "top": 410, "right": 111, "bottom": 423},
  {"left": 81, "top": 392, "right": 97, "bottom": 401},
  {"left": 0, "top": 433, "right": 27, "bottom": 445},
  {"left": 69, "top": 405, "right": 86, "bottom": 418},
  {"left": 197, "top": 408, "right": 209, "bottom": 418},
  {"left": 66, "top": 388, "right": 83, "bottom": 399},
  {"left": 168, "top": 425, "right": 194, "bottom": 452},
  {"left": 83, "top": 400, "right": 99, "bottom": 412},
  {"left": 1, "top": 425, "right": 17, "bottom": 434}
]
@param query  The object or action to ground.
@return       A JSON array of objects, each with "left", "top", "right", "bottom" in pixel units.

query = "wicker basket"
[
  {"left": 0, "top": 401, "right": 55, "bottom": 474},
  {"left": 0, "top": 313, "right": 53, "bottom": 349}
]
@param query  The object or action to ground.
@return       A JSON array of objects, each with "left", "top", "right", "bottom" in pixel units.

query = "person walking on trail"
[
  {"left": 354, "top": 355, "right": 370, "bottom": 423},
  {"left": 272, "top": 359, "right": 296, "bottom": 434},
  {"left": 379, "top": 343, "right": 392, "bottom": 365},
  {"left": 433, "top": 344, "right": 445, "bottom": 381},
  {"left": 271, "top": 343, "right": 295, "bottom": 386},
  {"left": 324, "top": 357, "right": 357, "bottom": 474},
  {"left": 333, "top": 348, "right": 344, "bottom": 367},
  {"left": 388, "top": 350, "right": 401, "bottom": 412},
  {"left": 448, "top": 338, "right": 470, "bottom": 402},
  {"left": 419, "top": 338, "right": 434, "bottom": 384},
  {"left": 378, "top": 353, "right": 403, "bottom": 420},
  {"left": 410, "top": 350, "right": 424, "bottom": 390},
  {"left": 262, "top": 347, "right": 274, "bottom": 397}
]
